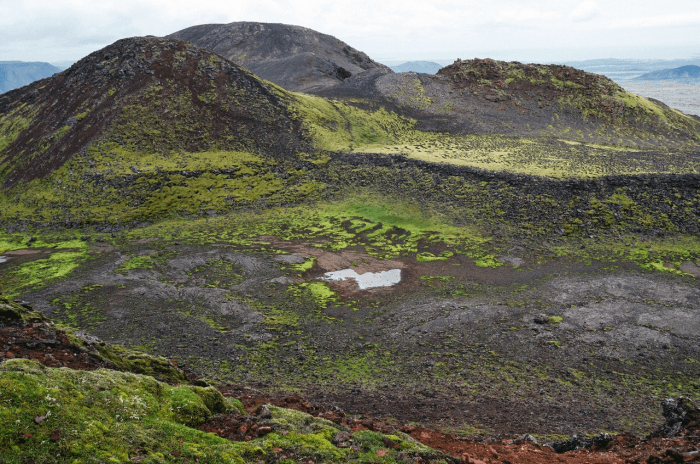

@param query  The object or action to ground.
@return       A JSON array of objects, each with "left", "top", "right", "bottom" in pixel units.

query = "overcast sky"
[{"left": 1, "top": 0, "right": 699, "bottom": 64}]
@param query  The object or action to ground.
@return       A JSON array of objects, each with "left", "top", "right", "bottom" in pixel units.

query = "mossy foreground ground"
[
  {"left": 0, "top": 358, "right": 439, "bottom": 464},
  {"left": 0, "top": 297, "right": 447, "bottom": 463}
]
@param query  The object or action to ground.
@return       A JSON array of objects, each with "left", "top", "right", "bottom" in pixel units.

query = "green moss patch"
[{"left": 0, "top": 360, "right": 443, "bottom": 463}]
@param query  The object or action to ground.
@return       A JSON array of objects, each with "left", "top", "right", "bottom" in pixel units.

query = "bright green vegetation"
[
  {"left": 291, "top": 256, "right": 317, "bottom": 273},
  {"left": 290, "top": 93, "right": 415, "bottom": 152},
  {"left": 0, "top": 235, "right": 90, "bottom": 297},
  {"left": 0, "top": 359, "right": 232, "bottom": 461},
  {"left": 3, "top": 188, "right": 699, "bottom": 304},
  {"left": 0, "top": 112, "right": 32, "bottom": 153},
  {"left": 417, "top": 251, "right": 454, "bottom": 262},
  {"left": 91, "top": 343, "right": 189, "bottom": 385},
  {"left": 551, "top": 234, "right": 700, "bottom": 277},
  {"left": 119, "top": 192, "right": 500, "bottom": 268},
  {"left": 359, "top": 133, "right": 700, "bottom": 179},
  {"left": 0, "top": 148, "right": 305, "bottom": 224},
  {"left": 118, "top": 255, "right": 155, "bottom": 272},
  {"left": 0, "top": 359, "right": 443, "bottom": 464},
  {"left": 292, "top": 282, "right": 339, "bottom": 310}
]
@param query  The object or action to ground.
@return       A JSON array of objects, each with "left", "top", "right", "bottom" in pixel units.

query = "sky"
[{"left": 1, "top": 0, "right": 699, "bottom": 65}]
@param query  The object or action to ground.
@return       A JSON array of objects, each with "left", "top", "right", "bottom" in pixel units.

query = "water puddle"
[
  {"left": 0, "top": 256, "right": 7, "bottom": 264},
  {"left": 322, "top": 268, "right": 402, "bottom": 289}
]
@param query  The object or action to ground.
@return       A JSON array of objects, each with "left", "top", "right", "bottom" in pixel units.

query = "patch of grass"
[
  {"left": 117, "top": 255, "right": 155, "bottom": 273},
  {"left": 1, "top": 251, "right": 87, "bottom": 297},
  {"left": 359, "top": 132, "right": 700, "bottom": 179},
  {"left": 290, "top": 93, "right": 416, "bottom": 152},
  {"left": 0, "top": 110, "right": 32, "bottom": 153},
  {"left": 295, "top": 282, "right": 338, "bottom": 310}
]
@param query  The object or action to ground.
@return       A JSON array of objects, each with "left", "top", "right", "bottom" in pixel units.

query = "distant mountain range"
[
  {"left": 0, "top": 61, "right": 61, "bottom": 94},
  {"left": 50, "top": 60, "right": 77, "bottom": 71},
  {"left": 561, "top": 58, "right": 700, "bottom": 82},
  {"left": 634, "top": 65, "right": 700, "bottom": 81},
  {"left": 390, "top": 61, "right": 443, "bottom": 74}
]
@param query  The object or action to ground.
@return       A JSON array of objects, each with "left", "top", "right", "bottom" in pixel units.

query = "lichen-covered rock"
[
  {"left": 0, "top": 295, "right": 47, "bottom": 322},
  {"left": 190, "top": 385, "right": 231, "bottom": 415},
  {"left": 92, "top": 343, "right": 187, "bottom": 384},
  {"left": 650, "top": 396, "right": 700, "bottom": 438}
]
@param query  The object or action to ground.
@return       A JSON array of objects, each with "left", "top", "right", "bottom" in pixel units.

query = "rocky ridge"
[{"left": 314, "top": 57, "right": 700, "bottom": 145}]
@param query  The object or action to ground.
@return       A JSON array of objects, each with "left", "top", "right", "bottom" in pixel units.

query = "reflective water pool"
[{"left": 322, "top": 268, "right": 401, "bottom": 289}]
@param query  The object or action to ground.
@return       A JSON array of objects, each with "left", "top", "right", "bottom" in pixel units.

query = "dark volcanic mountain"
[
  {"left": 0, "top": 36, "right": 310, "bottom": 189},
  {"left": 167, "top": 22, "right": 392, "bottom": 92},
  {"left": 319, "top": 57, "right": 700, "bottom": 144},
  {"left": 634, "top": 65, "right": 700, "bottom": 80},
  {"left": 0, "top": 61, "right": 61, "bottom": 94}
]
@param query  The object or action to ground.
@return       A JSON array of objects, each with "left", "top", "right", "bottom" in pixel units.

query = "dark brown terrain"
[
  {"left": 168, "top": 22, "right": 392, "bottom": 92},
  {"left": 167, "top": 22, "right": 700, "bottom": 145},
  {"left": 3, "top": 302, "right": 699, "bottom": 464}
]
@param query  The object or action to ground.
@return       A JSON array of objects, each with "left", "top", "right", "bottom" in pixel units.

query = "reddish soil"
[
  {"left": 0, "top": 319, "right": 111, "bottom": 370},
  {"left": 263, "top": 236, "right": 610, "bottom": 300},
  {"left": 214, "top": 385, "right": 700, "bottom": 464}
]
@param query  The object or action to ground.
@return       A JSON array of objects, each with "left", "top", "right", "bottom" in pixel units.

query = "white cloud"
[
  {"left": 495, "top": 7, "right": 560, "bottom": 25},
  {"left": 569, "top": 1, "right": 600, "bottom": 23},
  {"left": 612, "top": 11, "right": 700, "bottom": 28},
  {"left": 0, "top": 0, "right": 699, "bottom": 63}
]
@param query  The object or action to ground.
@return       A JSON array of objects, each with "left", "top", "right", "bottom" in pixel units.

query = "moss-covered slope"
[
  {"left": 0, "top": 359, "right": 443, "bottom": 463},
  {"left": 0, "top": 36, "right": 419, "bottom": 226},
  {"left": 1, "top": 36, "right": 699, "bottom": 231},
  {"left": 0, "top": 36, "right": 312, "bottom": 190},
  {"left": 437, "top": 58, "right": 700, "bottom": 140}
]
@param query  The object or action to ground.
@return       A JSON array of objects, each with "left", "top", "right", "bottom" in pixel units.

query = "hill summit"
[
  {"left": 0, "top": 36, "right": 311, "bottom": 190},
  {"left": 168, "top": 22, "right": 392, "bottom": 92}
]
